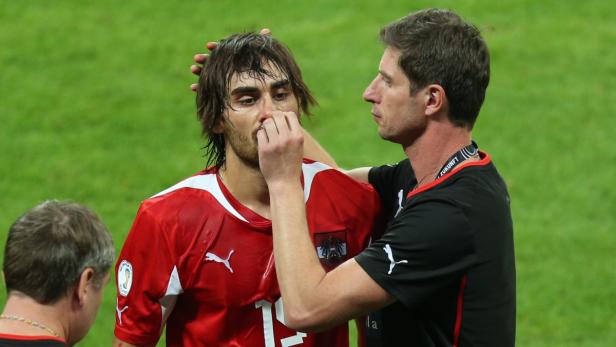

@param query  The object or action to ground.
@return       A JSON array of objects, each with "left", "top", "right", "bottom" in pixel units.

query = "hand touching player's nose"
[{"left": 257, "top": 112, "right": 304, "bottom": 188}]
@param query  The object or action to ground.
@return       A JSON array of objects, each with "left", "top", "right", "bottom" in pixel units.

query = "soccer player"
[
  {"left": 112, "top": 32, "right": 382, "bottom": 347},
  {"left": 0, "top": 200, "right": 115, "bottom": 346},
  {"left": 258, "top": 9, "right": 516, "bottom": 347}
]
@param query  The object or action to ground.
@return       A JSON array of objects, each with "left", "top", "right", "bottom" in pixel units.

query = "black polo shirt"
[
  {"left": 0, "top": 334, "right": 68, "bottom": 347},
  {"left": 356, "top": 152, "right": 516, "bottom": 346}
]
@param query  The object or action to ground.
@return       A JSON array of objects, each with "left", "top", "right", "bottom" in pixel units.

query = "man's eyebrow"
[
  {"left": 230, "top": 86, "right": 259, "bottom": 96},
  {"left": 379, "top": 70, "right": 393, "bottom": 81},
  {"left": 271, "top": 79, "right": 290, "bottom": 89}
]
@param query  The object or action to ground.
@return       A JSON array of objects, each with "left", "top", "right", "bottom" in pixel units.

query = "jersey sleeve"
[
  {"left": 114, "top": 202, "right": 180, "bottom": 345},
  {"left": 355, "top": 197, "right": 476, "bottom": 310},
  {"left": 306, "top": 165, "right": 384, "bottom": 267},
  {"left": 368, "top": 159, "right": 416, "bottom": 217}
]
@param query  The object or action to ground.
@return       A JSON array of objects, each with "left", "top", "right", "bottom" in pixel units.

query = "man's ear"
[
  {"left": 424, "top": 85, "right": 446, "bottom": 117},
  {"left": 213, "top": 116, "right": 226, "bottom": 134},
  {"left": 74, "top": 268, "right": 95, "bottom": 306}
]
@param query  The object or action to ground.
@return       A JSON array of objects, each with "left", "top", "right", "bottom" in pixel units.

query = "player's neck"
[
  {"left": 0, "top": 293, "right": 67, "bottom": 341},
  {"left": 219, "top": 157, "right": 271, "bottom": 219},
  {"left": 404, "top": 125, "right": 474, "bottom": 188}
]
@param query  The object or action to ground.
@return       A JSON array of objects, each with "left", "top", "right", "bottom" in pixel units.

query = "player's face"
[
  {"left": 363, "top": 47, "right": 427, "bottom": 147},
  {"left": 221, "top": 63, "right": 300, "bottom": 169}
]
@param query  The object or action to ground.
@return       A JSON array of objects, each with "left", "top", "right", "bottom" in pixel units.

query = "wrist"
[{"left": 267, "top": 179, "right": 303, "bottom": 196}]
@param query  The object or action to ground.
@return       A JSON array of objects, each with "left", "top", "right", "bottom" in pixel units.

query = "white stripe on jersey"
[
  {"left": 151, "top": 162, "right": 331, "bottom": 222},
  {"left": 152, "top": 174, "right": 249, "bottom": 222},
  {"left": 159, "top": 265, "right": 183, "bottom": 331},
  {"left": 302, "top": 161, "right": 331, "bottom": 202}
]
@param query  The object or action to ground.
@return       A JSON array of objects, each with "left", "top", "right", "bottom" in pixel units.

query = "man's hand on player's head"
[
  {"left": 257, "top": 111, "right": 304, "bottom": 189},
  {"left": 191, "top": 29, "right": 272, "bottom": 91}
]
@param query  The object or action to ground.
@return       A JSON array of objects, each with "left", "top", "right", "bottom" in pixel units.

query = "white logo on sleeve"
[
  {"left": 384, "top": 244, "right": 407, "bottom": 275},
  {"left": 115, "top": 298, "right": 129, "bottom": 325},
  {"left": 117, "top": 260, "right": 133, "bottom": 296},
  {"left": 205, "top": 249, "right": 235, "bottom": 273},
  {"left": 394, "top": 189, "right": 404, "bottom": 217}
]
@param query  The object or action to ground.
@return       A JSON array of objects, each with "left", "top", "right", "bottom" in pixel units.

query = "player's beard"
[{"left": 224, "top": 125, "right": 260, "bottom": 170}]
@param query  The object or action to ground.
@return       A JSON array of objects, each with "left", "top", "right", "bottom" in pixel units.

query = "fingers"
[
  {"left": 256, "top": 126, "right": 268, "bottom": 146},
  {"left": 206, "top": 42, "right": 218, "bottom": 51},
  {"left": 193, "top": 53, "right": 207, "bottom": 64},
  {"left": 191, "top": 64, "right": 201, "bottom": 75},
  {"left": 190, "top": 41, "right": 218, "bottom": 93},
  {"left": 261, "top": 118, "right": 280, "bottom": 141},
  {"left": 258, "top": 113, "right": 301, "bottom": 146},
  {"left": 283, "top": 112, "right": 302, "bottom": 133}
]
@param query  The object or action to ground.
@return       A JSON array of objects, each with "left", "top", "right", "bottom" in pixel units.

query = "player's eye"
[
  {"left": 273, "top": 90, "right": 289, "bottom": 101},
  {"left": 377, "top": 74, "right": 392, "bottom": 87},
  {"left": 239, "top": 96, "right": 257, "bottom": 105}
]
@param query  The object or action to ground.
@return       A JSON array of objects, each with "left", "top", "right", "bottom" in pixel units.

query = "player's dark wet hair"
[
  {"left": 380, "top": 8, "right": 490, "bottom": 129},
  {"left": 196, "top": 32, "right": 316, "bottom": 168}
]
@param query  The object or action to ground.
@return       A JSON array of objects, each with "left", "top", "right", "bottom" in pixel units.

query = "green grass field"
[{"left": 1, "top": 0, "right": 615, "bottom": 346}]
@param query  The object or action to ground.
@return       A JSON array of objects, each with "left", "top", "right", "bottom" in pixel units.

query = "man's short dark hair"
[
  {"left": 380, "top": 8, "right": 490, "bottom": 128},
  {"left": 196, "top": 32, "right": 316, "bottom": 168},
  {"left": 3, "top": 200, "right": 115, "bottom": 304}
]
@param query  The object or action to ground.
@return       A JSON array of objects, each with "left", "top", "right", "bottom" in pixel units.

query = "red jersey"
[{"left": 114, "top": 160, "right": 381, "bottom": 347}]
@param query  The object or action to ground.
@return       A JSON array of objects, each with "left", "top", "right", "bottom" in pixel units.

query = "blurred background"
[{"left": 1, "top": 0, "right": 614, "bottom": 345}]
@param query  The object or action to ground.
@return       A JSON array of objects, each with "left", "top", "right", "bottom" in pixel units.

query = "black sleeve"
[
  {"left": 368, "top": 159, "right": 416, "bottom": 220},
  {"left": 355, "top": 197, "right": 476, "bottom": 310}
]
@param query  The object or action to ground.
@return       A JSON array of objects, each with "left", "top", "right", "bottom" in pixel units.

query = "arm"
[
  {"left": 344, "top": 167, "right": 371, "bottom": 183},
  {"left": 302, "top": 128, "right": 372, "bottom": 183},
  {"left": 257, "top": 113, "right": 394, "bottom": 331},
  {"left": 301, "top": 128, "right": 337, "bottom": 168}
]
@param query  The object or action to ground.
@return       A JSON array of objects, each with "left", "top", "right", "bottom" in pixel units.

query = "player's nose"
[{"left": 258, "top": 95, "right": 274, "bottom": 122}]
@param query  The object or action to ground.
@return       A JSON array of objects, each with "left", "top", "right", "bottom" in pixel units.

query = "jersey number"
[{"left": 255, "top": 299, "right": 307, "bottom": 347}]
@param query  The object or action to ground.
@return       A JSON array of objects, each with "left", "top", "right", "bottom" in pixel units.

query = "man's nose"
[
  {"left": 258, "top": 95, "right": 275, "bottom": 122},
  {"left": 363, "top": 78, "right": 379, "bottom": 103}
]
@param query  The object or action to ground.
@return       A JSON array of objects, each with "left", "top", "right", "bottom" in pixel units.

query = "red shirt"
[{"left": 114, "top": 160, "right": 381, "bottom": 346}]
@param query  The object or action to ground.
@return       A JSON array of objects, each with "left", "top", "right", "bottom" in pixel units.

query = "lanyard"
[{"left": 435, "top": 141, "right": 479, "bottom": 179}]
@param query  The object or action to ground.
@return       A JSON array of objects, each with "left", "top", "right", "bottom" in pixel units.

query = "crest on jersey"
[
  {"left": 117, "top": 260, "right": 133, "bottom": 297},
  {"left": 314, "top": 231, "right": 348, "bottom": 269}
]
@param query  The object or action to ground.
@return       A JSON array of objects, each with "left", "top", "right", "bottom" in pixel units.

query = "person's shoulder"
[
  {"left": 373, "top": 158, "right": 412, "bottom": 174},
  {"left": 138, "top": 168, "right": 223, "bottom": 214},
  {"left": 448, "top": 158, "right": 508, "bottom": 200},
  {"left": 410, "top": 157, "right": 510, "bottom": 217}
]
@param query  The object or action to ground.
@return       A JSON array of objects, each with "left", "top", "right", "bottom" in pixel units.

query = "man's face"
[
  {"left": 362, "top": 47, "right": 427, "bottom": 146},
  {"left": 220, "top": 63, "right": 300, "bottom": 169}
]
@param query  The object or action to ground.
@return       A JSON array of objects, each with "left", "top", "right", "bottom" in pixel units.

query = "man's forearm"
[{"left": 269, "top": 182, "right": 329, "bottom": 329}]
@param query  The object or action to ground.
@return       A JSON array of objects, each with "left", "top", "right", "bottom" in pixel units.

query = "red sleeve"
[
  {"left": 307, "top": 167, "right": 384, "bottom": 265},
  {"left": 114, "top": 202, "right": 179, "bottom": 346}
]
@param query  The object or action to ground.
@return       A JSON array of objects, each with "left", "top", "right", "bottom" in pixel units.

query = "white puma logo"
[
  {"left": 384, "top": 244, "right": 407, "bottom": 275},
  {"left": 394, "top": 189, "right": 404, "bottom": 217},
  {"left": 116, "top": 298, "right": 129, "bottom": 325},
  {"left": 205, "top": 249, "right": 235, "bottom": 273}
]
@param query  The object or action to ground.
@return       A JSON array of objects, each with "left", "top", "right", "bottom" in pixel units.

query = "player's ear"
[
  {"left": 424, "top": 84, "right": 445, "bottom": 117},
  {"left": 213, "top": 115, "right": 226, "bottom": 134},
  {"left": 74, "top": 268, "right": 95, "bottom": 306}
]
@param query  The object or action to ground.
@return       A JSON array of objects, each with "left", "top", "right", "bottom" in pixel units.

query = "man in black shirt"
[{"left": 257, "top": 8, "right": 515, "bottom": 346}]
